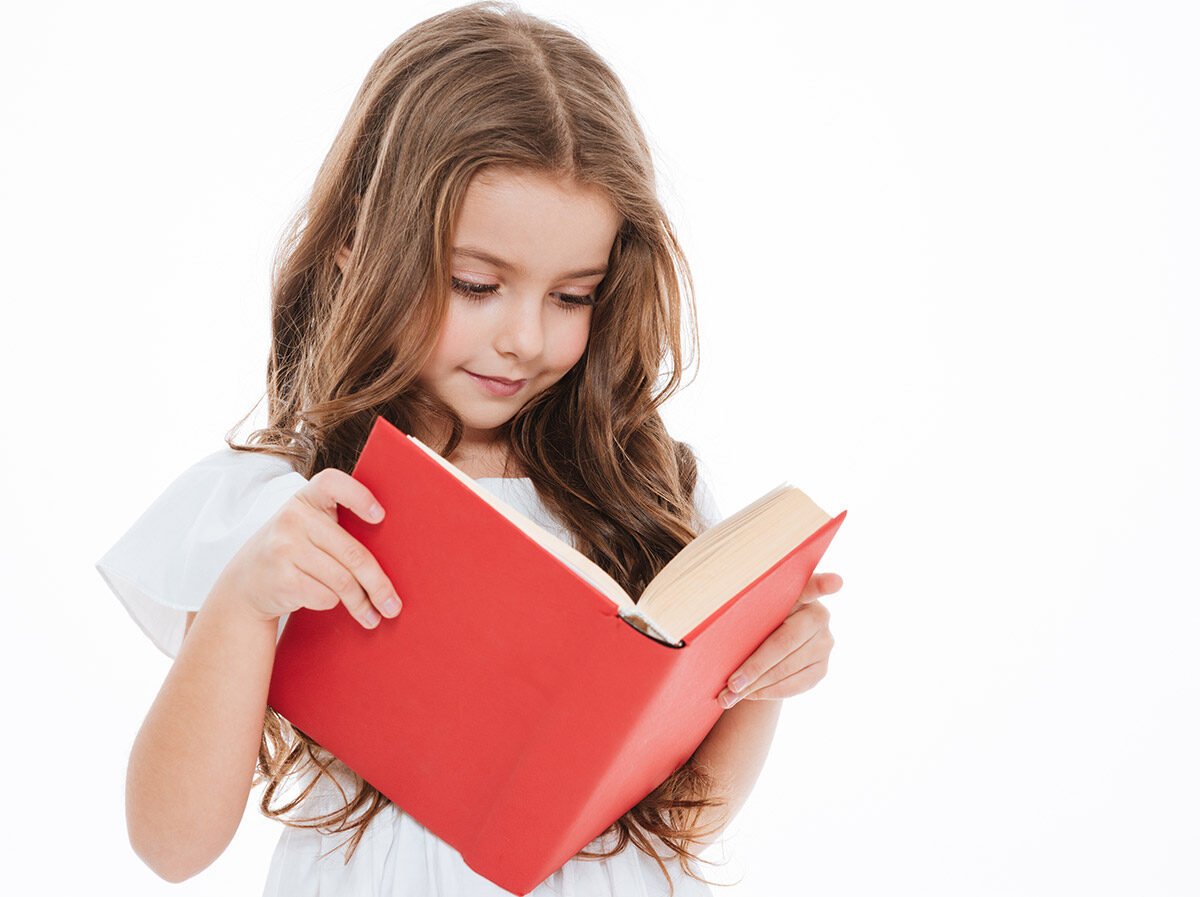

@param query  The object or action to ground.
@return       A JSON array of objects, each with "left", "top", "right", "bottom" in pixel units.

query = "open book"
[
  {"left": 410, "top": 428, "right": 836, "bottom": 648},
  {"left": 267, "top": 415, "right": 847, "bottom": 895}
]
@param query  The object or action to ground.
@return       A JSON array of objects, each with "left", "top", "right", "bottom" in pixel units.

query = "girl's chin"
[{"left": 453, "top": 401, "right": 524, "bottom": 429}]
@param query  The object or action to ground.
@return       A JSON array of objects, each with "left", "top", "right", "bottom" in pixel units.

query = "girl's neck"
[
  {"left": 453, "top": 453, "right": 525, "bottom": 479},
  {"left": 444, "top": 434, "right": 526, "bottom": 479}
]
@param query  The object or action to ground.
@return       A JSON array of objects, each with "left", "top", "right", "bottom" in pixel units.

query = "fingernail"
[
  {"left": 382, "top": 596, "right": 401, "bottom": 616},
  {"left": 729, "top": 673, "right": 750, "bottom": 693},
  {"left": 363, "top": 608, "right": 381, "bottom": 627},
  {"left": 368, "top": 503, "right": 384, "bottom": 522},
  {"left": 719, "top": 689, "right": 742, "bottom": 709}
]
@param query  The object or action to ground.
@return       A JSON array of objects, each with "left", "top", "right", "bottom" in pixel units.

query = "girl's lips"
[
  {"left": 466, "top": 370, "right": 527, "bottom": 396},
  {"left": 467, "top": 371, "right": 524, "bottom": 385}
]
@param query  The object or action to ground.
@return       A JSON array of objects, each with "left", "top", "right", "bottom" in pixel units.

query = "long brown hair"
[{"left": 225, "top": 2, "right": 728, "bottom": 890}]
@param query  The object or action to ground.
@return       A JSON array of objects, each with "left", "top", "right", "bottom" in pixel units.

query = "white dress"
[{"left": 96, "top": 447, "right": 727, "bottom": 897}]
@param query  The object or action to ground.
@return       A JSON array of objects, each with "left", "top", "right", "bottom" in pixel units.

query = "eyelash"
[{"left": 450, "top": 277, "right": 596, "bottom": 312}]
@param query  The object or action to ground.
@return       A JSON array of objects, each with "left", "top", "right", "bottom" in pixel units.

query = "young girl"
[{"left": 96, "top": 3, "right": 842, "bottom": 895}]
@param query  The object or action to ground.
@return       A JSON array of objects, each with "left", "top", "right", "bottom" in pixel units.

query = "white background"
[{"left": 2, "top": 1, "right": 1196, "bottom": 894}]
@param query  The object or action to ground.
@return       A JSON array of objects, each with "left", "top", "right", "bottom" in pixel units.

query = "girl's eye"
[
  {"left": 450, "top": 277, "right": 595, "bottom": 312},
  {"left": 450, "top": 277, "right": 500, "bottom": 300},
  {"left": 551, "top": 292, "right": 595, "bottom": 312}
]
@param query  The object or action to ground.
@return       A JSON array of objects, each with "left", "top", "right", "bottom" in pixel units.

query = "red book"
[{"left": 267, "top": 415, "right": 846, "bottom": 895}]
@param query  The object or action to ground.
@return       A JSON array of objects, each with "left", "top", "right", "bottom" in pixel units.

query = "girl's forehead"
[{"left": 450, "top": 170, "right": 622, "bottom": 274}]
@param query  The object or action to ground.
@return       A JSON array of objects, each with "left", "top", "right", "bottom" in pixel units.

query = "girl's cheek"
[
  {"left": 434, "top": 307, "right": 481, "bottom": 356},
  {"left": 555, "top": 315, "right": 592, "bottom": 365}
]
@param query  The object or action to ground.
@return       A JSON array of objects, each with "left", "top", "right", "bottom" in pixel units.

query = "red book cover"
[{"left": 266, "top": 415, "right": 846, "bottom": 894}]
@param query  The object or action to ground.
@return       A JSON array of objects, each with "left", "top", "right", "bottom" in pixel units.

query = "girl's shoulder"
[
  {"left": 94, "top": 447, "right": 309, "bottom": 659},
  {"left": 692, "top": 452, "right": 723, "bottom": 534},
  {"left": 125, "top": 448, "right": 309, "bottom": 554}
]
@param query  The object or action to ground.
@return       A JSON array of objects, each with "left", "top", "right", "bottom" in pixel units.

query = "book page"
[{"left": 637, "top": 485, "right": 833, "bottom": 645}]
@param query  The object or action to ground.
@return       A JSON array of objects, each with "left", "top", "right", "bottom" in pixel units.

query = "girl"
[{"left": 96, "top": 3, "right": 842, "bottom": 895}]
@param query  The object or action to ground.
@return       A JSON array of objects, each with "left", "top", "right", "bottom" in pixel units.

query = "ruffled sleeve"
[{"left": 94, "top": 448, "right": 308, "bottom": 660}]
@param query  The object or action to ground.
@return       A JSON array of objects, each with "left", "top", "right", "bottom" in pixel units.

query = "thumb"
[{"left": 798, "top": 571, "right": 844, "bottom": 603}]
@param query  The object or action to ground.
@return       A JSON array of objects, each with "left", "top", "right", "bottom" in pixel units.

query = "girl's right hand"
[{"left": 212, "top": 467, "right": 401, "bottom": 629}]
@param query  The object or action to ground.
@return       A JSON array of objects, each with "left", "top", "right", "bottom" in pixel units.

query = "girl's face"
[{"left": 419, "top": 167, "right": 622, "bottom": 454}]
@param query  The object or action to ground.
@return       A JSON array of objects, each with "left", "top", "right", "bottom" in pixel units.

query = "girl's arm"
[
  {"left": 125, "top": 585, "right": 278, "bottom": 882},
  {"left": 122, "top": 467, "right": 395, "bottom": 882},
  {"left": 687, "top": 699, "right": 784, "bottom": 847}
]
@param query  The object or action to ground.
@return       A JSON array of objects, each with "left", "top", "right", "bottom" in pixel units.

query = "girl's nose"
[{"left": 493, "top": 294, "right": 545, "bottom": 359}]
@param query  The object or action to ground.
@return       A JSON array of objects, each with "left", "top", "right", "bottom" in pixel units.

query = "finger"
[
  {"left": 725, "top": 610, "right": 829, "bottom": 696},
  {"left": 305, "top": 509, "right": 403, "bottom": 625},
  {"left": 286, "top": 563, "right": 344, "bottom": 612},
  {"left": 744, "top": 625, "right": 833, "bottom": 694},
  {"left": 298, "top": 467, "right": 388, "bottom": 526},
  {"left": 720, "top": 650, "right": 832, "bottom": 707},
  {"left": 746, "top": 658, "right": 830, "bottom": 701},
  {"left": 795, "top": 571, "right": 844, "bottom": 605},
  {"left": 292, "top": 541, "right": 392, "bottom": 629}
]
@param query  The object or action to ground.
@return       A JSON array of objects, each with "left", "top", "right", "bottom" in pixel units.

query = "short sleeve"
[
  {"left": 95, "top": 448, "right": 308, "bottom": 660},
  {"left": 692, "top": 455, "right": 724, "bottom": 534}
]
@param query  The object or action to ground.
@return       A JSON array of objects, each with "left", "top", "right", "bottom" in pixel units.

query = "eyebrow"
[{"left": 452, "top": 246, "right": 608, "bottom": 279}]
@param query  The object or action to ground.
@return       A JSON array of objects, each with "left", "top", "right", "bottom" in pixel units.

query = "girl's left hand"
[{"left": 717, "top": 571, "right": 843, "bottom": 708}]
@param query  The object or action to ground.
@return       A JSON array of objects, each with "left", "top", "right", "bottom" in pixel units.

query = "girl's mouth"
[{"left": 466, "top": 370, "right": 527, "bottom": 396}]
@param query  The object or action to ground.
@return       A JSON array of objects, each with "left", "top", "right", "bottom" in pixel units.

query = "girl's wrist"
[{"left": 205, "top": 577, "right": 281, "bottom": 630}]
